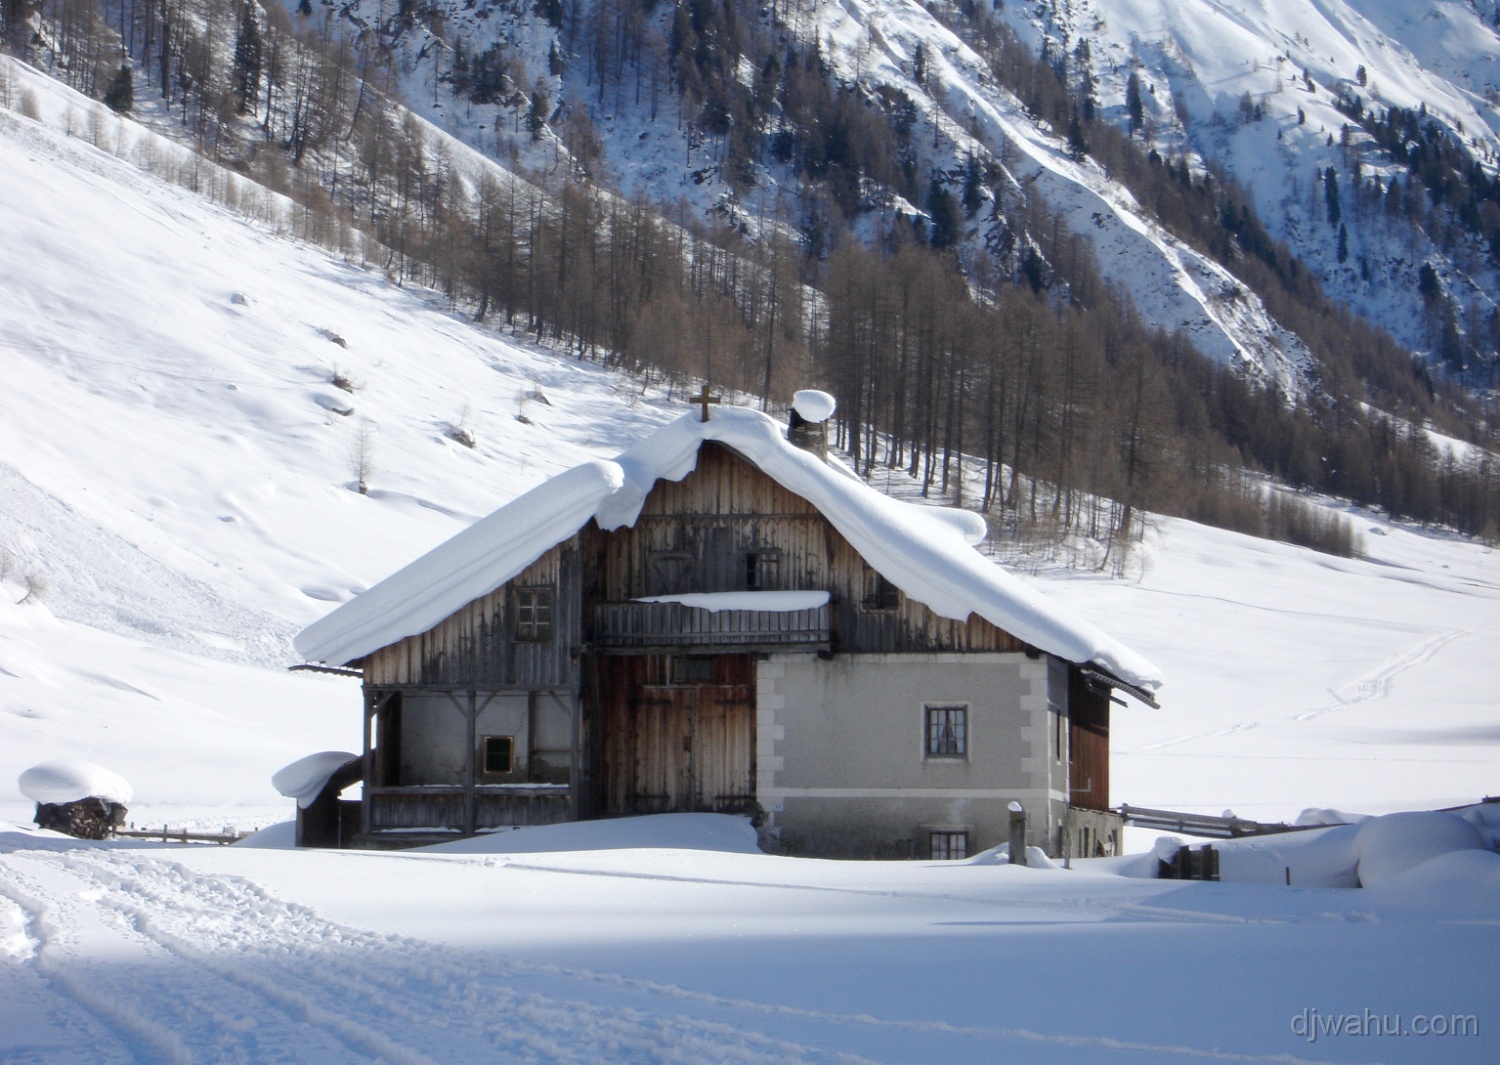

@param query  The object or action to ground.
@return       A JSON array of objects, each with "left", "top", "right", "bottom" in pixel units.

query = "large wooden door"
[{"left": 599, "top": 654, "right": 755, "bottom": 815}]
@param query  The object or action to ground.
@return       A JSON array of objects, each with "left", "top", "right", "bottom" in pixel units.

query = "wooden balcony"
[{"left": 593, "top": 600, "right": 831, "bottom": 653}]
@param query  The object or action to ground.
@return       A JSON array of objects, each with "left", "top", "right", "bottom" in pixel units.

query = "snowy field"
[{"left": 1, "top": 58, "right": 1498, "bottom": 1063}]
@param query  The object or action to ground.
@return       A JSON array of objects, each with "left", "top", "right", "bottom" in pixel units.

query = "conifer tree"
[
  {"left": 1125, "top": 72, "right": 1143, "bottom": 133},
  {"left": 233, "top": 4, "right": 263, "bottom": 115}
]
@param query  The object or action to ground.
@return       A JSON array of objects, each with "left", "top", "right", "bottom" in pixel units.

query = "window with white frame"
[{"left": 924, "top": 704, "right": 968, "bottom": 758}]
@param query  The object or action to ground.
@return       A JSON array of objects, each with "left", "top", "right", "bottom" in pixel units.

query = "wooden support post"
[
  {"left": 464, "top": 690, "right": 477, "bottom": 837},
  {"left": 361, "top": 691, "right": 376, "bottom": 839}
]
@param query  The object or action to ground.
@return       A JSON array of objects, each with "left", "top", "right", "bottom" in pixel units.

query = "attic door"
[{"left": 600, "top": 654, "right": 754, "bottom": 815}]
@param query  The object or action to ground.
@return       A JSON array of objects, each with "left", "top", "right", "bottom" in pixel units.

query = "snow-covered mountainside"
[
  {"left": 309, "top": 0, "right": 1318, "bottom": 390},
  {"left": 319, "top": 0, "right": 1500, "bottom": 389},
  {"left": 997, "top": 0, "right": 1500, "bottom": 371}
]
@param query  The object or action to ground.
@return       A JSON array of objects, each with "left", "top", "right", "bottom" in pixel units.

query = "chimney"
[{"left": 788, "top": 389, "right": 836, "bottom": 460}]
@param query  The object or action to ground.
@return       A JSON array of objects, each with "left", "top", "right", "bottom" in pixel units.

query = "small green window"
[{"left": 482, "top": 736, "right": 514, "bottom": 775}]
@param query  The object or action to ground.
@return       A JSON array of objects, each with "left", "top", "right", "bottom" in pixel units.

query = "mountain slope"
[{"left": 2, "top": 54, "right": 1498, "bottom": 836}]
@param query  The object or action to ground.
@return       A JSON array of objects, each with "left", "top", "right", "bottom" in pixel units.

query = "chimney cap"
[{"left": 792, "top": 390, "right": 836, "bottom": 423}]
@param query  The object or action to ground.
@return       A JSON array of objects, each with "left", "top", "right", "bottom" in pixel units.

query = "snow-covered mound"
[
  {"left": 1353, "top": 810, "right": 1487, "bottom": 887},
  {"left": 17, "top": 760, "right": 133, "bottom": 806}
]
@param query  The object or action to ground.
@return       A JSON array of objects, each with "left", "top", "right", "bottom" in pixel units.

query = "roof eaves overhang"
[{"left": 1080, "top": 665, "right": 1160, "bottom": 709}]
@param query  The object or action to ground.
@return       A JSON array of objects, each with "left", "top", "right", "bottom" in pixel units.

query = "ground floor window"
[{"left": 929, "top": 831, "right": 969, "bottom": 860}]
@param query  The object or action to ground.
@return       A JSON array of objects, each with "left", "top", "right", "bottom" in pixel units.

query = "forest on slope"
[{"left": 2, "top": 0, "right": 1498, "bottom": 556}]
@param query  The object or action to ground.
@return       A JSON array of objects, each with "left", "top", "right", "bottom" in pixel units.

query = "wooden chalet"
[{"left": 294, "top": 392, "right": 1161, "bottom": 858}]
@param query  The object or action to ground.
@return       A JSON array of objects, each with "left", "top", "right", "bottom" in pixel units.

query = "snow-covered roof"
[
  {"left": 272, "top": 751, "right": 361, "bottom": 809},
  {"left": 294, "top": 408, "right": 1162, "bottom": 694}
]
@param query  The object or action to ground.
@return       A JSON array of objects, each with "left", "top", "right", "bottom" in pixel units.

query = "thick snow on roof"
[
  {"left": 18, "top": 760, "right": 133, "bottom": 805},
  {"left": 295, "top": 408, "right": 1162, "bottom": 692},
  {"left": 271, "top": 751, "right": 360, "bottom": 809}
]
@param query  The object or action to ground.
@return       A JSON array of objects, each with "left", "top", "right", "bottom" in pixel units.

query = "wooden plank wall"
[
  {"left": 363, "top": 545, "right": 583, "bottom": 688},
  {"left": 1068, "top": 668, "right": 1111, "bottom": 812},
  {"left": 585, "top": 443, "right": 1027, "bottom": 655}
]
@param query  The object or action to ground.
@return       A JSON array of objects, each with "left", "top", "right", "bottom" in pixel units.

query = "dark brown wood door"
[{"left": 599, "top": 655, "right": 754, "bottom": 815}]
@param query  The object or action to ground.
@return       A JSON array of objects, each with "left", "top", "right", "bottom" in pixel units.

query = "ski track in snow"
[
  {"left": 1292, "top": 627, "right": 1468, "bottom": 723},
  {"left": 1140, "top": 626, "right": 1466, "bottom": 750},
  {"left": 0, "top": 849, "right": 858, "bottom": 1065},
  {"left": 0, "top": 848, "right": 1360, "bottom": 1065}
]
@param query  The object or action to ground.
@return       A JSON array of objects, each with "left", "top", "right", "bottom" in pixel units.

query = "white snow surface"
[
  {"left": 295, "top": 407, "right": 1162, "bottom": 692},
  {"left": 270, "top": 751, "right": 360, "bottom": 809},
  {"left": 16, "top": 761, "right": 133, "bottom": 806},
  {"left": 633, "top": 590, "right": 832, "bottom": 612}
]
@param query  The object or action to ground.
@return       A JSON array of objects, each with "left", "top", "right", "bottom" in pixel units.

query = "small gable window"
[
  {"left": 742, "top": 550, "right": 779, "bottom": 591},
  {"left": 862, "top": 568, "right": 900, "bottom": 612},
  {"left": 924, "top": 704, "right": 968, "bottom": 759},
  {"left": 513, "top": 586, "right": 554, "bottom": 642}
]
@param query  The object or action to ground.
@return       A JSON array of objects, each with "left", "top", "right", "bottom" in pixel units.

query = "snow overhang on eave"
[{"left": 1080, "top": 665, "right": 1160, "bottom": 709}]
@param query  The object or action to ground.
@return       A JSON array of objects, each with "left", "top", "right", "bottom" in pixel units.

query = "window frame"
[
  {"left": 512, "top": 585, "right": 555, "bottom": 643},
  {"left": 928, "top": 830, "right": 970, "bottom": 861},
  {"left": 741, "top": 549, "right": 780, "bottom": 591},
  {"left": 671, "top": 655, "right": 716, "bottom": 685},
  {"left": 923, "top": 703, "right": 969, "bottom": 761}
]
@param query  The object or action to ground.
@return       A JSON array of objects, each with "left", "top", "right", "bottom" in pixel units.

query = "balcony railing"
[
  {"left": 593, "top": 600, "right": 831, "bottom": 652},
  {"left": 367, "top": 784, "right": 570, "bottom": 832}
]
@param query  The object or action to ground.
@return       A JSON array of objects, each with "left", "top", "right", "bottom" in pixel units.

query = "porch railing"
[
  {"left": 367, "top": 784, "right": 570, "bottom": 832},
  {"left": 593, "top": 601, "right": 830, "bottom": 651}
]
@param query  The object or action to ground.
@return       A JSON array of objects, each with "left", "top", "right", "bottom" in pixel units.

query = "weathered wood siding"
[
  {"left": 584, "top": 443, "right": 1028, "bottom": 655},
  {"left": 368, "top": 785, "right": 570, "bottom": 830},
  {"left": 362, "top": 544, "right": 583, "bottom": 688},
  {"left": 596, "top": 654, "right": 755, "bottom": 815},
  {"left": 1068, "top": 668, "right": 1111, "bottom": 812}
]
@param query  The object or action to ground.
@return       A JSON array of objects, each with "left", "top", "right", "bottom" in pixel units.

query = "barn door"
[{"left": 600, "top": 655, "right": 754, "bottom": 815}]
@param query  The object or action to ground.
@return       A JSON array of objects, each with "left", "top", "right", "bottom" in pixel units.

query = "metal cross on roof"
[{"left": 691, "top": 384, "right": 722, "bottom": 422}]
